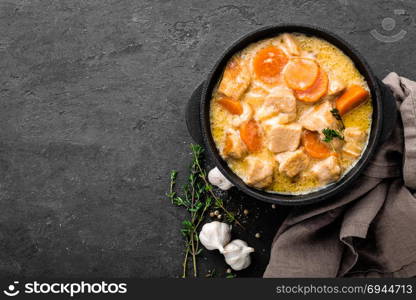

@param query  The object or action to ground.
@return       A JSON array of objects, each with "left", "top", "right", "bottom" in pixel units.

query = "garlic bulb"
[
  {"left": 223, "top": 239, "right": 254, "bottom": 271},
  {"left": 208, "top": 167, "right": 234, "bottom": 191},
  {"left": 199, "top": 221, "right": 231, "bottom": 252}
]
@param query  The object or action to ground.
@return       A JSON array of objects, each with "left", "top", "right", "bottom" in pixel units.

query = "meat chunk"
[
  {"left": 255, "top": 104, "right": 278, "bottom": 122},
  {"left": 244, "top": 156, "right": 274, "bottom": 188},
  {"left": 266, "top": 123, "right": 302, "bottom": 153},
  {"left": 276, "top": 149, "right": 310, "bottom": 177},
  {"left": 243, "top": 85, "right": 267, "bottom": 110},
  {"left": 344, "top": 127, "right": 367, "bottom": 144},
  {"left": 218, "top": 56, "right": 251, "bottom": 100},
  {"left": 280, "top": 33, "right": 300, "bottom": 56},
  {"left": 231, "top": 103, "right": 253, "bottom": 127},
  {"left": 328, "top": 74, "right": 346, "bottom": 96},
  {"left": 267, "top": 86, "right": 297, "bottom": 112},
  {"left": 222, "top": 129, "right": 247, "bottom": 159},
  {"left": 328, "top": 137, "right": 345, "bottom": 152},
  {"left": 300, "top": 50, "right": 317, "bottom": 60},
  {"left": 343, "top": 143, "right": 362, "bottom": 158},
  {"left": 261, "top": 113, "right": 296, "bottom": 128},
  {"left": 300, "top": 101, "right": 339, "bottom": 134},
  {"left": 255, "top": 86, "right": 297, "bottom": 123},
  {"left": 342, "top": 127, "right": 367, "bottom": 157},
  {"left": 310, "top": 156, "right": 341, "bottom": 184}
]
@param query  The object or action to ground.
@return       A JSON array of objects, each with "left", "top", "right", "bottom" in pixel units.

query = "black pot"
[{"left": 185, "top": 24, "right": 396, "bottom": 206}]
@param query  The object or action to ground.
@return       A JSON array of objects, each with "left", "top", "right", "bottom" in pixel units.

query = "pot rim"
[{"left": 200, "top": 24, "right": 382, "bottom": 206}]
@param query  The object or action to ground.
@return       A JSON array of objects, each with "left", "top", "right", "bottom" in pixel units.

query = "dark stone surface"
[{"left": 0, "top": 0, "right": 415, "bottom": 278}]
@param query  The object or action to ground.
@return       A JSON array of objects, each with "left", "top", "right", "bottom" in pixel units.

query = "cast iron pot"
[{"left": 186, "top": 24, "right": 396, "bottom": 206}]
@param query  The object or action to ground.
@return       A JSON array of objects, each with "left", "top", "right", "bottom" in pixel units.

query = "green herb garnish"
[
  {"left": 168, "top": 144, "right": 241, "bottom": 278},
  {"left": 322, "top": 128, "right": 344, "bottom": 143},
  {"left": 330, "top": 108, "right": 345, "bottom": 129}
]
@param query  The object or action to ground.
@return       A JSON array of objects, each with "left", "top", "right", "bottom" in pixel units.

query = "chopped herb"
[
  {"left": 330, "top": 108, "right": 345, "bottom": 129},
  {"left": 226, "top": 273, "right": 237, "bottom": 279},
  {"left": 322, "top": 128, "right": 344, "bottom": 143}
]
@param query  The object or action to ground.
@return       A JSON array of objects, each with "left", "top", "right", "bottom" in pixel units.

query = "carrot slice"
[
  {"left": 295, "top": 68, "right": 328, "bottom": 102},
  {"left": 302, "top": 130, "right": 331, "bottom": 159},
  {"left": 239, "top": 120, "right": 262, "bottom": 153},
  {"left": 218, "top": 96, "right": 243, "bottom": 115},
  {"left": 253, "top": 46, "right": 288, "bottom": 85},
  {"left": 335, "top": 85, "right": 369, "bottom": 116},
  {"left": 284, "top": 58, "right": 319, "bottom": 91}
]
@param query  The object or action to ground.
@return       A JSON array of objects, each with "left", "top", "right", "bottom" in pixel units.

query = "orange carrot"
[
  {"left": 283, "top": 58, "right": 319, "bottom": 91},
  {"left": 295, "top": 68, "right": 328, "bottom": 103},
  {"left": 218, "top": 96, "right": 243, "bottom": 115},
  {"left": 335, "top": 85, "right": 369, "bottom": 116},
  {"left": 223, "top": 134, "right": 232, "bottom": 156},
  {"left": 239, "top": 120, "right": 262, "bottom": 153},
  {"left": 302, "top": 130, "right": 331, "bottom": 159},
  {"left": 253, "top": 46, "right": 288, "bottom": 85}
]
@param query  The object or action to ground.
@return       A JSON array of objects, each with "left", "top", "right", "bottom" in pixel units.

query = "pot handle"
[
  {"left": 185, "top": 81, "right": 205, "bottom": 144},
  {"left": 377, "top": 78, "right": 397, "bottom": 144}
]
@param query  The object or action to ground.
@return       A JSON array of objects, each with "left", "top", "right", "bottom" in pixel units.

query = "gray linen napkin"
[{"left": 264, "top": 73, "right": 416, "bottom": 278}]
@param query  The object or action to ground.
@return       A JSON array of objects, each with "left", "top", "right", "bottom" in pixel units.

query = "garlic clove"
[
  {"left": 199, "top": 221, "right": 232, "bottom": 252},
  {"left": 223, "top": 239, "right": 254, "bottom": 271},
  {"left": 208, "top": 167, "right": 234, "bottom": 191}
]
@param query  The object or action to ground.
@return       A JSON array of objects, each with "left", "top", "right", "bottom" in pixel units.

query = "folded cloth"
[{"left": 264, "top": 73, "right": 416, "bottom": 278}]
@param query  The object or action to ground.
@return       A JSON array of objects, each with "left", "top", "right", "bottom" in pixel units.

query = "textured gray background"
[{"left": 0, "top": 0, "right": 415, "bottom": 278}]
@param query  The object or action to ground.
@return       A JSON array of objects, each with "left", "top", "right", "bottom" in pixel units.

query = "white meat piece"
[
  {"left": 208, "top": 167, "right": 234, "bottom": 191},
  {"left": 231, "top": 103, "right": 253, "bottom": 127},
  {"left": 343, "top": 143, "right": 362, "bottom": 158},
  {"left": 328, "top": 74, "right": 346, "bottom": 96},
  {"left": 218, "top": 56, "right": 251, "bottom": 100},
  {"left": 310, "top": 156, "right": 341, "bottom": 184},
  {"left": 261, "top": 114, "right": 296, "bottom": 129},
  {"left": 282, "top": 34, "right": 300, "bottom": 56},
  {"left": 342, "top": 127, "right": 367, "bottom": 157},
  {"left": 255, "top": 86, "right": 297, "bottom": 122},
  {"left": 344, "top": 127, "right": 367, "bottom": 144},
  {"left": 266, "top": 123, "right": 302, "bottom": 153},
  {"left": 255, "top": 104, "right": 279, "bottom": 122},
  {"left": 244, "top": 156, "right": 274, "bottom": 189},
  {"left": 276, "top": 149, "right": 310, "bottom": 177},
  {"left": 300, "top": 50, "right": 317, "bottom": 60},
  {"left": 300, "top": 101, "right": 339, "bottom": 134},
  {"left": 328, "top": 138, "right": 345, "bottom": 152},
  {"left": 243, "top": 86, "right": 267, "bottom": 110},
  {"left": 222, "top": 129, "right": 247, "bottom": 159}
]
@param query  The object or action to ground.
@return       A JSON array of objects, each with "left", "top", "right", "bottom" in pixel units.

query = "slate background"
[{"left": 0, "top": 0, "right": 415, "bottom": 278}]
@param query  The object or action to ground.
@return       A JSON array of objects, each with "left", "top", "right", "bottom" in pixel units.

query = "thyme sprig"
[
  {"left": 168, "top": 144, "right": 241, "bottom": 278},
  {"left": 191, "top": 149, "right": 244, "bottom": 229}
]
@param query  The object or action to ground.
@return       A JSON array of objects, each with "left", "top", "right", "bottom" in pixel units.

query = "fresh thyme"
[
  {"left": 205, "top": 269, "right": 217, "bottom": 278},
  {"left": 322, "top": 128, "right": 344, "bottom": 143},
  {"left": 330, "top": 108, "right": 345, "bottom": 129},
  {"left": 168, "top": 144, "right": 241, "bottom": 278}
]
